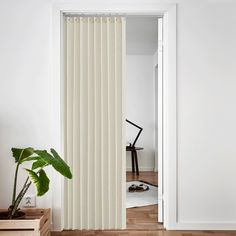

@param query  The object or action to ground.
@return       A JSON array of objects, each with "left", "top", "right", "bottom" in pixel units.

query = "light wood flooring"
[
  {"left": 52, "top": 230, "right": 236, "bottom": 235},
  {"left": 126, "top": 171, "right": 158, "bottom": 185},
  {"left": 126, "top": 171, "right": 162, "bottom": 230}
]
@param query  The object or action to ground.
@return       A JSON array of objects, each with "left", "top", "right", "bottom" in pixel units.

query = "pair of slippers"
[{"left": 128, "top": 183, "right": 149, "bottom": 192}]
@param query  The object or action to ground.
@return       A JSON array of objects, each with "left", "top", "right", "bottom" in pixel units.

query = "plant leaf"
[
  {"left": 25, "top": 169, "right": 40, "bottom": 194},
  {"left": 23, "top": 156, "right": 40, "bottom": 162},
  {"left": 51, "top": 149, "right": 72, "bottom": 179},
  {"left": 38, "top": 169, "right": 50, "bottom": 195},
  {"left": 11, "top": 147, "right": 34, "bottom": 163},
  {"left": 35, "top": 149, "right": 72, "bottom": 179},
  {"left": 32, "top": 159, "right": 47, "bottom": 170},
  {"left": 25, "top": 169, "right": 49, "bottom": 196}
]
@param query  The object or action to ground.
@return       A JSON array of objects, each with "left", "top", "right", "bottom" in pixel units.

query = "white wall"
[
  {"left": 0, "top": 0, "right": 54, "bottom": 210},
  {"left": 1, "top": 0, "right": 236, "bottom": 231},
  {"left": 126, "top": 55, "right": 155, "bottom": 171},
  {"left": 177, "top": 1, "right": 236, "bottom": 225}
]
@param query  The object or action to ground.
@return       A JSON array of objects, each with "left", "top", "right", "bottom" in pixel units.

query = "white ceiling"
[{"left": 126, "top": 17, "right": 158, "bottom": 55}]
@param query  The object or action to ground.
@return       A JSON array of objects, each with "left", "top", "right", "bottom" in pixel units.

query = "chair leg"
[
  {"left": 131, "top": 151, "right": 135, "bottom": 173},
  {"left": 134, "top": 150, "right": 139, "bottom": 175}
]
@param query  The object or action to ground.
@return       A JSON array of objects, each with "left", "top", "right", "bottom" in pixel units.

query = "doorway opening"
[
  {"left": 125, "top": 16, "right": 164, "bottom": 230},
  {"left": 55, "top": 4, "right": 177, "bottom": 230}
]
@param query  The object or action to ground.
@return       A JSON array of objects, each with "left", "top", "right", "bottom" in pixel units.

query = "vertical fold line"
[
  {"left": 114, "top": 17, "right": 118, "bottom": 228},
  {"left": 66, "top": 17, "right": 70, "bottom": 228},
  {"left": 89, "top": 16, "right": 95, "bottom": 229},
  {"left": 66, "top": 17, "right": 74, "bottom": 229},
  {"left": 116, "top": 16, "right": 123, "bottom": 228},
  {"left": 87, "top": 17, "right": 90, "bottom": 229},
  {"left": 108, "top": 17, "right": 115, "bottom": 229},
  {"left": 63, "top": 16, "right": 68, "bottom": 229},
  {"left": 100, "top": 17, "right": 104, "bottom": 229},
  {"left": 76, "top": 16, "right": 81, "bottom": 230},
  {"left": 72, "top": 17, "right": 76, "bottom": 229},
  {"left": 79, "top": 16, "right": 83, "bottom": 229},
  {"left": 93, "top": 16, "right": 97, "bottom": 229},
  {"left": 73, "top": 16, "right": 81, "bottom": 229},
  {"left": 106, "top": 16, "right": 111, "bottom": 228}
]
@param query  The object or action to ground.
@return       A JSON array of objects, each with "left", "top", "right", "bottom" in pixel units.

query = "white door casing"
[{"left": 157, "top": 17, "right": 163, "bottom": 223}]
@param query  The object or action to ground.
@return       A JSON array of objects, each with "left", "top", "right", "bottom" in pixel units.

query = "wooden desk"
[{"left": 126, "top": 146, "right": 143, "bottom": 175}]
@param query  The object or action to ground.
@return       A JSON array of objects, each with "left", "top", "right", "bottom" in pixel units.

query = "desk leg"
[
  {"left": 131, "top": 151, "right": 135, "bottom": 173},
  {"left": 134, "top": 150, "right": 139, "bottom": 175}
]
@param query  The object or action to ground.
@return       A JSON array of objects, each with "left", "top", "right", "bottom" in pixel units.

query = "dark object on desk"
[
  {"left": 126, "top": 119, "right": 143, "bottom": 175},
  {"left": 126, "top": 119, "right": 143, "bottom": 147}
]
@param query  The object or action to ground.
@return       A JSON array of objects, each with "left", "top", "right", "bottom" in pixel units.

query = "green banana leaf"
[
  {"left": 11, "top": 147, "right": 34, "bottom": 163},
  {"left": 26, "top": 169, "right": 50, "bottom": 196},
  {"left": 32, "top": 159, "right": 48, "bottom": 170},
  {"left": 35, "top": 149, "right": 72, "bottom": 179}
]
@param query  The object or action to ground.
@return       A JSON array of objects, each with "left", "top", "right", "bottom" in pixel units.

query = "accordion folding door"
[{"left": 63, "top": 15, "right": 126, "bottom": 229}]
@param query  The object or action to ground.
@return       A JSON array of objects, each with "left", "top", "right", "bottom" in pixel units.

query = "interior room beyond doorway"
[{"left": 125, "top": 16, "right": 163, "bottom": 229}]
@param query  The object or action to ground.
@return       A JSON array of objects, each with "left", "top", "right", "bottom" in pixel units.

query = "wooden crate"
[{"left": 0, "top": 208, "right": 50, "bottom": 236}]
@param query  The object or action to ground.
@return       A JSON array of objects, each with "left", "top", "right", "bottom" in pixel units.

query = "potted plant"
[{"left": 0, "top": 147, "right": 72, "bottom": 219}]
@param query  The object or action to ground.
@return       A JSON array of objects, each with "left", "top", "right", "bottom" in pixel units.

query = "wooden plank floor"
[
  {"left": 126, "top": 171, "right": 158, "bottom": 185},
  {"left": 126, "top": 171, "right": 163, "bottom": 230},
  {"left": 52, "top": 230, "right": 236, "bottom": 235}
]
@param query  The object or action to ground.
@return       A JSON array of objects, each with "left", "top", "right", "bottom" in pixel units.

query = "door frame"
[
  {"left": 155, "top": 16, "right": 164, "bottom": 223},
  {"left": 52, "top": 3, "right": 177, "bottom": 231}
]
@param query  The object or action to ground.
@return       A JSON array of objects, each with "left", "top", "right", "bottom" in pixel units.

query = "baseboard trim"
[{"left": 167, "top": 222, "right": 236, "bottom": 230}]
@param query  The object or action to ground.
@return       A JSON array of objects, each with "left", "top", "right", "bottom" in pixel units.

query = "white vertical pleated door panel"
[{"left": 64, "top": 16, "right": 126, "bottom": 230}]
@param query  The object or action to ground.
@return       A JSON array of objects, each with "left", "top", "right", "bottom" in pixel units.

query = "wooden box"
[{"left": 0, "top": 208, "right": 50, "bottom": 236}]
